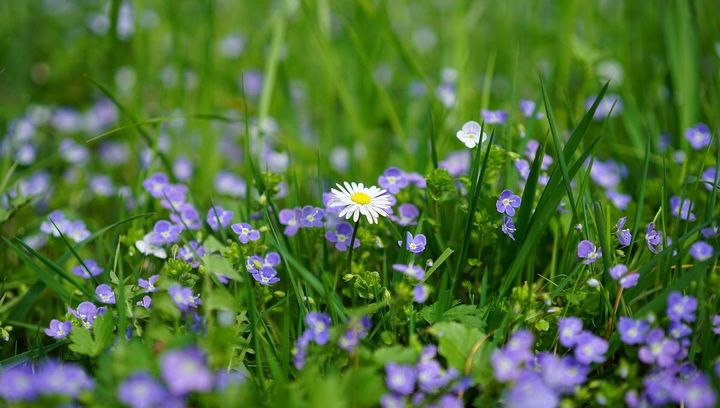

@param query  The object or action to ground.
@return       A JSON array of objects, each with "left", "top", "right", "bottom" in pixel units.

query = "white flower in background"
[{"left": 327, "top": 182, "right": 392, "bottom": 224}]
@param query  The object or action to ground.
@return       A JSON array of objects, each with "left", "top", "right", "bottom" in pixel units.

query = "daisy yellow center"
[{"left": 351, "top": 192, "right": 371, "bottom": 205}]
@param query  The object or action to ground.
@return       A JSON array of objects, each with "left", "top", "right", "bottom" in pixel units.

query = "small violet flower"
[
  {"left": 378, "top": 167, "right": 408, "bottom": 194},
  {"left": 496, "top": 189, "right": 521, "bottom": 216},
  {"left": 400, "top": 231, "right": 426, "bottom": 254},
  {"left": 44, "top": 319, "right": 72, "bottom": 340},
  {"left": 95, "top": 284, "right": 116, "bottom": 304},
  {"left": 577, "top": 240, "right": 602, "bottom": 264},
  {"left": 231, "top": 222, "right": 261, "bottom": 244}
]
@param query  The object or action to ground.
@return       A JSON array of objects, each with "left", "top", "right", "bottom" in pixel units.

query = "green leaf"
[
  {"left": 68, "top": 314, "right": 115, "bottom": 357},
  {"left": 372, "top": 346, "right": 417, "bottom": 366},
  {"left": 68, "top": 327, "right": 95, "bottom": 356},
  {"left": 203, "top": 253, "right": 242, "bottom": 281},
  {"left": 429, "top": 321, "right": 484, "bottom": 372}
]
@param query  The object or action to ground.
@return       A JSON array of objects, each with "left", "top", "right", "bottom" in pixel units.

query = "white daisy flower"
[
  {"left": 456, "top": 120, "right": 487, "bottom": 148},
  {"left": 327, "top": 182, "right": 392, "bottom": 224}
]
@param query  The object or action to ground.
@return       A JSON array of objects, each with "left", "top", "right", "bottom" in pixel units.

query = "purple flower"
[
  {"left": 439, "top": 151, "right": 471, "bottom": 176},
  {"left": 206, "top": 206, "right": 233, "bottom": 231},
  {"left": 496, "top": 189, "right": 521, "bottom": 216},
  {"left": 150, "top": 220, "right": 182, "bottom": 245},
  {"left": 159, "top": 184, "right": 188, "bottom": 210},
  {"left": 642, "top": 369, "right": 677, "bottom": 405},
  {"left": 400, "top": 231, "right": 426, "bottom": 254},
  {"left": 616, "top": 216, "right": 631, "bottom": 247},
  {"left": 405, "top": 172, "right": 427, "bottom": 188},
  {"left": 300, "top": 206, "right": 324, "bottom": 228},
  {"left": 380, "top": 393, "right": 406, "bottom": 408},
  {"left": 169, "top": 203, "right": 201, "bottom": 230},
  {"left": 161, "top": 348, "right": 214, "bottom": 395},
  {"left": 391, "top": 203, "right": 419, "bottom": 226},
  {"left": 413, "top": 284, "right": 429, "bottom": 303},
  {"left": 37, "top": 361, "right": 94, "bottom": 397},
  {"left": 173, "top": 156, "right": 194, "bottom": 181},
  {"left": 176, "top": 241, "right": 205, "bottom": 268},
  {"left": 279, "top": 208, "right": 302, "bottom": 236},
  {"left": 669, "top": 321, "right": 692, "bottom": 340},
  {"left": 137, "top": 295, "right": 152, "bottom": 309},
  {"left": 573, "top": 331, "right": 608, "bottom": 364},
  {"left": 617, "top": 317, "right": 650, "bottom": 345},
  {"left": 515, "top": 159, "right": 531, "bottom": 180},
  {"left": 689, "top": 241, "right": 713, "bottom": 262},
  {"left": 520, "top": 100, "right": 537, "bottom": 118},
  {"left": 142, "top": 173, "right": 170, "bottom": 198},
  {"left": 416, "top": 360, "right": 453, "bottom": 393},
  {"left": 674, "top": 373, "right": 716, "bottom": 408},
  {"left": 607, "top": 190, "right": 631, "bottom": 210},
  {"left": 214, "top": 172, "right": 246, "bottom": 197},
  {"left": 491, "top": 349, "right": 523, "bottom": 382},
  {"left": 609, "top": 263, "right": 640, "bottom": 288},
  {"left": 501, "top": 216, "right": 516, "bottom": 240},
  {"left": 231, "top": 222, "right": 261, "bottom": 244},
  {"left": 325, "top": 222, "right": 360, "bottom": 251},
  {"left": 638, "top": 329, "right": 680, "bottom": 367},
  {"left": 245, "top": 252, "right": 281, "bottom": 275},
  {"left": 44, "top": 319, "right": 72, "bottom": 339},
  {"left": 385, "top": 363, "right": 416, "bottom": 395},
  {"left": 685, "top": 123, "right": 711, "bottom": 150},
  {"left": 378, "top": 167, "right": 409, "bottom": 194},
  {"left": 71, "top": 259, "right": 104, "bottom": 279},
  {"left": 586, "top": 93, "right": 622, "bottom": 120},
  {"left": 338, "top": 316, "right": 371, "bottom": 352},
  {"left": 645, "top": 222, "right": 666, "bottom": 254},
  {"left": 577, "top": 240, "right": 602, "bottom": 264},
  {"left": 701, "top": 225, "right": 719, "bottom": 239},
  {"left": 95, "top": 284, "right": 116, "bottom": 304},
  {"left": 138, "top": 274, "right": 160, "bottom": 293},
  {"left": 392, "top": 263, "right": 425, "bottom": 280},
  {"left": 590, "top": 159, "right": 623, "bottom": 190},
  {"left": 558, "top": 317, "right": 584, "bottom": 348},
  {"left": 670, "top": 196, "right": 696, "bottom": 222},
  {"left": 538, "top": 353, "right": 588, "bottom": 393},
  {"left": 0, "top": 365, "right": 37, "bottom": 401},
  {"left": 253, "top": 267, "right": 280, "bottom": 285},
  {"left": 666, "top": 291, "right": 697, "bottom": 323},
  {"left": 292, "top": 331, "right": 312, "bottom": 369},
  {"left": 68, "top": 301, "right": 106, "bottom": 328},
  {"left": 505, "top": 330, "right": 535, "bottom": 363},
  {"left": 701, "top": 168, "right": 718, "bottom": 191},
  {"left": 118, "top": 373, "right": 167, "bottom": 408},
  {"left": 306, "top": 312, "right": 331, "bottom": 345},
  {"left": 504, "top": 371, "right": 558, "bottom": 408},
  {"left": 167, "top": 284, "right": 201, "bottom": 312},
  {"left": 481, "top": 109, "right": 509, "bottom": 125}
]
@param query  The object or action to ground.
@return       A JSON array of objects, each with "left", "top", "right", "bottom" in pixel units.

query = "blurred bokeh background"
[{"left": 0, "top": 0, "right": 718, "bottom": 192}]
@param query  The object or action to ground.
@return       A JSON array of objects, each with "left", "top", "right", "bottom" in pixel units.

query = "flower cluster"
[
  {"left": 245, "top": 252, "right": 282, "bottom": 285},
  {"left": 381, "top": 346, "right": 470, "bottom": 408},
  {"left": 0, "top": 361, "right": 93, "bottom": 402},
  {"left": 279, "top": 205, "right": 324, "bottom": 236},
  {"left": 292, "top": 313, "right": 372, "bottom": 369},
  {"left": 618, "top": 292, "right": 716, "bottom": 408},
  {"left": 39, "top": 210, "right": 91, "bottom": 242}
]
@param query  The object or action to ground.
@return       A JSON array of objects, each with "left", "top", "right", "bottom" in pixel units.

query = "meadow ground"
[{"left": 0, "top": 0, "right": 719, "bottom": 407}]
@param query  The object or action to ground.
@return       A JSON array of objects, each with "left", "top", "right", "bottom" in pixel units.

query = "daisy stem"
[{"left": 347, "top": 219, "right": 361, "bottom": 275}]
